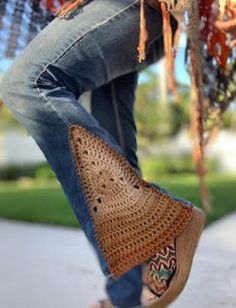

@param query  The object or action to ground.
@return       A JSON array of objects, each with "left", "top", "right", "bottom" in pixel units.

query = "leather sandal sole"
[{"left": 144, "top": 206, "right": 205, "bottom": 308}]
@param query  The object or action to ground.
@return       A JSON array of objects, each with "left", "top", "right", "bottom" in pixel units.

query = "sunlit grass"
[{"left": 0, "top": 171, "right": 235, "bottom": 227}]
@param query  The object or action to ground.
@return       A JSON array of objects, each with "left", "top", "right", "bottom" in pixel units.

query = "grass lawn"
[
  {"left": 0, "top": 172, "right": 236, "bottom": 228},
  {"left": 0, "top": 181, "right": 79, "bottom": 227}
]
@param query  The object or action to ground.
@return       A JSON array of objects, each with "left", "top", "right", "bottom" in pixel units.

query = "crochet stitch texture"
[{"left": 69, "top": 124, "right": 193, "bottom": 277}]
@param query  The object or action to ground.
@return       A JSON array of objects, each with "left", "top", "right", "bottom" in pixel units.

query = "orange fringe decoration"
[
  {"left": 137, "top": 0, "right": 149, "bottom": 63},
  {"left": 159, "top": 2, "right": 179, "bottom": 102},
  {"left": 0, "top": 98, "right": 3, "bottom": 117},
  {"left": 136, "top": 0, "right": 235, "bottom": 211},
  {"left": 191, "top": 0, "right": 235, "bottom": 210},
  {"left": 137, "top": 1, "right": 179, "bottom": 101},
  {"left": 199, "top": 0, "right": 231, "bottom": 71},
  {"left": 55, "top": 0, "right": 85, "bottom": 17},
  {"left": 44, "top": 0, "right": 66, "bottom": 13},
  {"left": 189, "top": 49, "right": 211, "bottom": 211},
  {"left": 214, "top": 1, "right": 236, "bottom": 48}
]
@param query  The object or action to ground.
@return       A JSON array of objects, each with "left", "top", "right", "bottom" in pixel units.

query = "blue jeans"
[{"left": 0, "top": 1, "right": 177, "bottom": 306}]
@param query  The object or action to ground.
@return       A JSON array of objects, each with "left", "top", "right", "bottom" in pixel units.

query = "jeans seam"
[
  {"left": 111, "top": 80, "right": 125, "bottom": 152},
  {"left": 32, "top": 1, "right": 139, "bottom": 277},
  {"left": 32, "top": 1, "right": 140, "bottom": 278},
  {"left": 34, "top": 0, "right": 140, "bottom": 126}
]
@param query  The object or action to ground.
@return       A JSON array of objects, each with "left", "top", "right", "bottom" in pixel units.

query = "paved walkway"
[{"left": 0, "top": 213, "right": 236, "bottom": 308}]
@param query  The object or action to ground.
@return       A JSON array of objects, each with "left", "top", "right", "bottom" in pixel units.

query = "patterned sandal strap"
[{"left": 142, "top": 239, "right": 177, "bottom": 298}]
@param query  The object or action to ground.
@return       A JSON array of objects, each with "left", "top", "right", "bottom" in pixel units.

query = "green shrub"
[
  {"left": 0, "top": 164, "right": 35, "bottom": 180},
  {"left": 0, "top": 154, "right": 218, "bottom": 182},
  {"left": 0, "top": 162, "right": 55, "bottom": 181},
  {"left": 35, "top": 164, "right": 55, "bottom": 180},
  {"left": 140, "top": 154, "right": 218, "bottom": 179}
]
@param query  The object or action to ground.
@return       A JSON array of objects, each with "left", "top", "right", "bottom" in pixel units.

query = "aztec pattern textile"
[
  {"left": 0, "top": 0, "right": 68, "bottom": 60},
  {"left": 69, "top": 124, "right": 193, "bottom": 277},
  {"left": 142, "top": 240, "right": 177, "bottom": 297}
]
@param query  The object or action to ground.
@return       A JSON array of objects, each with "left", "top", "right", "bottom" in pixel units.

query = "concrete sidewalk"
[{"left": 0, "top": 213, "right": 236, "bottom": 308}]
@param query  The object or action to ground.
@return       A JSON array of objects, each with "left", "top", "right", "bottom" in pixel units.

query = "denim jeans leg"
[
  {"left": 91, "top": 71, "right": 143, "bottom": 307},
  {"left": 91, "top": 72, "right": 142, "bottom": 177},
  {"left": 0, "top": 1, "right": 168, "bottom": 307}
]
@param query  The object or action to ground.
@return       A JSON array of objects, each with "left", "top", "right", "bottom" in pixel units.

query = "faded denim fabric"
[{"left": 0, "top": 0, "right": 177, "bottom": 306}]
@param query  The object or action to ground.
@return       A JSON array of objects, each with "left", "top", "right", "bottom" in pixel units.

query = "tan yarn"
[{"left": 69, "top": 124, "right": 193, "bottom": 278}]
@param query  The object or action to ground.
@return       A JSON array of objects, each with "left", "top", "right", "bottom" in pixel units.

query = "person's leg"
[
  {"left": 91, "top": 72, "right": 141, "bottom": 177},
  {"left": 0, "top": 1, "right": 169, "bottom": 306},
  {"left": 91, "top": 71, "right": 143, "bottom": 306},
  {"left": 90, "top": 31, "right": 173, "bottom": 305}
]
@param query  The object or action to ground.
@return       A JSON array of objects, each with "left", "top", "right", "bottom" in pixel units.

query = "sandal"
[
  {"left": 91, "top": 207, "right": 204, "bottom": 308},
  {"left": 142, "top": 239, "right": 177, "bottom": 299},
  {"left": 143, "top": 206, "right": 205, "bottom": 307}
]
